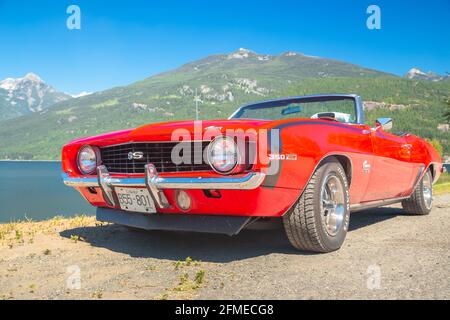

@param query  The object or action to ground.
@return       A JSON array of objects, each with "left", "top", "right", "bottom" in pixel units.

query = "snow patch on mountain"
[
  {"left": 0, "top": 73, "right": 71, "bottom": 114},
  {"left": 227, "top": 48, "right": 255, "bottom": 59},
  {"left": 71, "top": 91, "right": 92, "bottom": 98},
  {"left": 257, "top": 55, "right": 271, "bottom": 61},
  {"left": 406, "top": 68, "right": 427, "bottom": 77},
  {"left": 178, "top": 77, "right": 269, "bottom": 104},
  {"left": 0, "top": 73, "right": 44, "bottom": 91},
  {"left": 404, "top": 68, "right": 447, "bottom": 82},
  {"left": 282, "top": 51, "right": 319, "bottom": 59},
  {"left": 233, "top": 78, "right": 269, "bottom": 95}
]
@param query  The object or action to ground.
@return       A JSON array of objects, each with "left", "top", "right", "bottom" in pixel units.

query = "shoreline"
[{"left": 0, "top": 159, "right": 60, "bottom": 162}]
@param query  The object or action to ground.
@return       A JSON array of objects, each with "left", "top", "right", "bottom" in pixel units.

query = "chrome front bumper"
[{"left": 62, "top": 164, "right": 266, "bottom": 208}]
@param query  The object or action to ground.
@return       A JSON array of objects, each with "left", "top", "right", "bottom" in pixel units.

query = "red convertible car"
[{"left": 62, "top": 94, "right": 443, "bottom": 253}]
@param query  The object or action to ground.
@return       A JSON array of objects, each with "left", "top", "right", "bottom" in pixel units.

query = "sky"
[{"left": 0, "top": 0, "right": 449, "bottom": 94}]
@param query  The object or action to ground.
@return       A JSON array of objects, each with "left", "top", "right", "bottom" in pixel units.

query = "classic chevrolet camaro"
[{"left": 62, "top": 94, "right": 443, "bottom": 253}]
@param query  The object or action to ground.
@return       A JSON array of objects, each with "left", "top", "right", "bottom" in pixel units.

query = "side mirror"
[{"left": 375, "top": 118, "right": 393, "bottom": 131}]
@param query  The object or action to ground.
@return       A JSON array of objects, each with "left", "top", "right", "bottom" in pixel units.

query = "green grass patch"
[
  {"left": 435, "top": 182, "right": 450, "bottom": 195},
  {"left": 435, "top": 173, "right": 450, "bottom": 194},
  {"left": 436, "top": 172, "right": 450, "bottom": 185}
]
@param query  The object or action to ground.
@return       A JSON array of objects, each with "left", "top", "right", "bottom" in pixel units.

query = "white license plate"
[{"left": 115, "top": 187, "right": 157, "bottom": 214}]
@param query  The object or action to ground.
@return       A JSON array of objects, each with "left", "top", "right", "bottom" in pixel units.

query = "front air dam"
[{"left": 97, "top": 207, "right": 253, "bottom": 236}]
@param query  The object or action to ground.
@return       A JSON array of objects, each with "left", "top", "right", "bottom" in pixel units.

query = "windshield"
[{"left": 231, "top": 96, "right": 357, "bottom": 124}]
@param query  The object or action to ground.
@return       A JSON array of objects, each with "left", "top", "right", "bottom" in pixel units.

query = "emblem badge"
[
  {"left": 128, "top": 151, "right": 144, "bottom": 160},
  {"left": 362, "top": 160, "right": 371, "bottom": 174}
]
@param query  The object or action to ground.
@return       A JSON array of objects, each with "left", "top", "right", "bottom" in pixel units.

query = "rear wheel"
[
  {"left": 283, "top": 158, "right": 350, "bottom": 253},
  {"left": 401, "top": 169, "right": 433, "bottom": 215}
]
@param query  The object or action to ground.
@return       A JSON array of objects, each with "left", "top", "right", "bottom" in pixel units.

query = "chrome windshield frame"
[{"left": 229, "top": 94, "right": 364, "bottom": 124}]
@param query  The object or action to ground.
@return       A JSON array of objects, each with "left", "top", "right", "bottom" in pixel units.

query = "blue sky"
[{"left": 0, "top": 0, "right": 449, "bottom": 94}]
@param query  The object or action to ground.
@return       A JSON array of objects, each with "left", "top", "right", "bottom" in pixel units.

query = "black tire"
[
  {"left": 283, "top": 158, "right": 350, "bottom": 253},
  {"left": 401, "top": 169, "right": 433, "bottom": 215}
]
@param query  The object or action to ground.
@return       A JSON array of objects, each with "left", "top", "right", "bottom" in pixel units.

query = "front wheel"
[
  {"left": 283, "top": 158, "right": 350, "bottom": 253},
  {"left": 401, "top": 169, "right": 433, "bottom": 215}
]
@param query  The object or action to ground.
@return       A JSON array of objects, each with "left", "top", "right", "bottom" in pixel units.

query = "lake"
[{"left": 0, "top": 161, "right": 95, "bottom": 223}]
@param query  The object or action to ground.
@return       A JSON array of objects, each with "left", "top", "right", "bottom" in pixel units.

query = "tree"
[
  {"left": 426, "top": 138, "right": 444, "bottom": 156},
  {"left": 444, "top": 98, "right": 450, "bottom": 124}
]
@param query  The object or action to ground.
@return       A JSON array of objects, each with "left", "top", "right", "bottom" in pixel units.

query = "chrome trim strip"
[
  {"left": 62, "top": 174, "right": 100, "bottom": 187},
  {"left": 62, "top": 171, "right": 266, "bottom": 190},
  {"left": 149, "top": 172, "right": 266, "bottom": 190},
  {"left": 99, "top": 140, "right": 210, "bottom": 148},
  {"left": 107, "top": 169, "right": 211, "bottom": 175},
  {"left": 349, "top": 196, "right": 408, "bottom": 212}
]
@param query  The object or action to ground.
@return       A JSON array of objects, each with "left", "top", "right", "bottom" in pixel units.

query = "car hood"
[
  {"left": 66, "top": 118, "right": 345, "bottom": 146},
  {"left": 132, "top": 119, "right": 274, "bottom": 135},
  {"left": 66, "top": 119, "right": 275, "bottom": 146}
]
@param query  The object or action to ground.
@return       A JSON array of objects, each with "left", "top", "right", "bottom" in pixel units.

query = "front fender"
[{"left": 262, "top": 122, "right": 373, "bottom": 205}]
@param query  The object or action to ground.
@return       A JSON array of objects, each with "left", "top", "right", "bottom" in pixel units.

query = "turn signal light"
[{"left": 176, "top": 190, "right": 191, "bottom": 211}]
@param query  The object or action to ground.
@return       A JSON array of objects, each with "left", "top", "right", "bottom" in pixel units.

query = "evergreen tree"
[{"left": 444, "top": 98, "right": 450, "bottom": 124}]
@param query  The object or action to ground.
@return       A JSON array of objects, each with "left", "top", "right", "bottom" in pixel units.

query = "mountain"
[
  {"left": 0, "top": 73, "right": 71, "bottom": 121},
  {"left": 0, "top": 49, "right": 448, "bottom": 160},
  {"left": 404, "top": 68, "right": 448, "bottom": 82}
]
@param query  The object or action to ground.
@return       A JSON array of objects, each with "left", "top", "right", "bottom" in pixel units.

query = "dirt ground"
[{"left": 1, "top": 194, "right": 449, "bottom": 300}]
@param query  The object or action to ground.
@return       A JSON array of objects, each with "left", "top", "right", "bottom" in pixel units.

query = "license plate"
[{"left": 115, "top": 187, "right": 156, "bottom": 214}]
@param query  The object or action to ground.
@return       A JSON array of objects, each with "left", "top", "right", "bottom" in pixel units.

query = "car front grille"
[{"left": 99, "top": 141, "right": 211, "bottom": 174}]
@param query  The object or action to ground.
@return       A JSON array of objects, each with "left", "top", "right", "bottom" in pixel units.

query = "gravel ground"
[{"left": 0, "top": 194, "right": 449, "bottom": 300}]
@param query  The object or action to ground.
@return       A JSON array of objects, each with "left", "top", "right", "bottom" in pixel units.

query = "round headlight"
[
  {"left": 207, "top": 136, "right": 238, "bottom": 174},
  {"left": 77, "top": 145, "right": 98, "bottom": 175}
]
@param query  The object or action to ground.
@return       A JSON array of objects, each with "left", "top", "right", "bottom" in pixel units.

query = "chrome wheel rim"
[
  {"left": 422, "top": 172, "right": 433, "bottom": 209},
  {"left": 321, "top": 174, "right": 346, "bottom": 237}
]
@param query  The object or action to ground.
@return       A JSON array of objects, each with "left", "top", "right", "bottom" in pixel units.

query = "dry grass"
[{"left": 0, "top": 215, "right": 102, "bottom": 248}]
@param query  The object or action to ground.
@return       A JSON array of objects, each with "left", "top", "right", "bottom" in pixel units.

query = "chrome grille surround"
[{"left": 99, "top": 141, "right": 211, "bottom": 174}]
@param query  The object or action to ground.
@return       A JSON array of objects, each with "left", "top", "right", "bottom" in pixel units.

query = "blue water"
[{"left": 0, "top": 161, "right": 95, "bottom": 222}]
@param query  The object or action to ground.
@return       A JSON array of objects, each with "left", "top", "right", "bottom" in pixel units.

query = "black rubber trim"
[
  {"left": 262, "top": 129, "right": 283, "bottom": 188},
  {"left": 97, "top": 207, "right": 252, "bottom": 236},
  {"left": 274, "top": 120, "right": 363, "bottom": 132}
]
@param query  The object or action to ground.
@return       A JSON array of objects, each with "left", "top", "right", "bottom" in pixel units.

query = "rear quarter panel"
[{"left": 406, "top": 134, "right": 443, "bottom": 186}]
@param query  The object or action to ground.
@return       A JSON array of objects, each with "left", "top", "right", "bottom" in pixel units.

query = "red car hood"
[
  {"left": 133, "top": 119, "right": 273, "bottom": 135},
  {"left": 66, "top": 118, "right": 329, "bottom": 146},
  {"left": 67, "top": 119, "right": 273, "bottom": 146}
]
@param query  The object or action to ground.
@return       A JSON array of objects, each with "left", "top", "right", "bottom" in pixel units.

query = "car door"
[{"left": 364, "top": 129, "right": 414, "bottom": 200}]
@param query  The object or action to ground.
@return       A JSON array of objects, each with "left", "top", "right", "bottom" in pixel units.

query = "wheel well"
[
  {"left": 427, "top": 164, "right": 437, "bottom": 183},
  {"left": 320, "top": 155, "right": 352, "bottom": 186},
  {"left": 428, "top": 164, "right": 434, "bottom": 178}
]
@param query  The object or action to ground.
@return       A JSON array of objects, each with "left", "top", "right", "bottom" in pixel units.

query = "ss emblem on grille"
[{"left": 128, "top": 151, "right": 144, "bottom": 160}]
